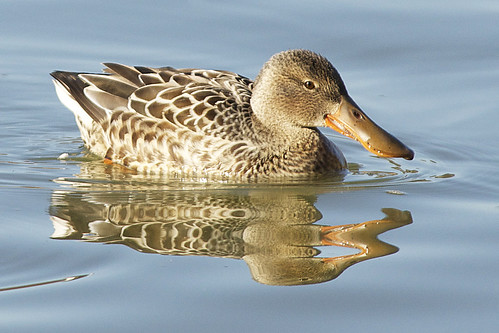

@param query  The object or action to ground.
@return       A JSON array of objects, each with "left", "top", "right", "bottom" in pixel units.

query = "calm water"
[{"left": 1, "top": 0, "right": 498, "bottom": 332}]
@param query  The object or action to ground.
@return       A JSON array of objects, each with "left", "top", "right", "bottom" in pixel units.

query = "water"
[{"left": 1, "top": 0, "right": 498, "bottom": 331}]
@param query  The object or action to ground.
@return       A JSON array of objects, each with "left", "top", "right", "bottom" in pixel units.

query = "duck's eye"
[
  {"left": 303, "top": 80, "right": 315, "bottom": 90},
  {"left": 353, "top": 110, "right": 362, "bottom": 120}
]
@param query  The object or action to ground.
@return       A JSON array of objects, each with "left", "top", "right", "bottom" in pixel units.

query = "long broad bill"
[{"left": 325, "top": 95, "right": 414, "bottom": 160}]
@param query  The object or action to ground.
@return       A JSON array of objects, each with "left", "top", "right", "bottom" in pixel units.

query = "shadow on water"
[{"left": 47, "top": 161, "right": 413, "bottom": 286}]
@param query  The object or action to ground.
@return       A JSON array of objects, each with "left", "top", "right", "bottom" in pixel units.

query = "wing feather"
[
  {"left": 55, "top": 63, "right": 259, "bottom": 172},
  {"left": 80, "top": 74, "right": 136, "bottom": 99},
  {"left": 102, "top": 63, "right": 144, "bottom": 86},
  {"left": 113, "top": 66, "right": 256, "bottom": 142},
  {"left": 84, "top": 86, "right": 128, "bottom": 111}
]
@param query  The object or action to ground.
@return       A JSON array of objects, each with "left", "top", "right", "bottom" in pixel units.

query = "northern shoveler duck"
[{"left": 51, "top": 49, "right": 413, "bottom": 178}]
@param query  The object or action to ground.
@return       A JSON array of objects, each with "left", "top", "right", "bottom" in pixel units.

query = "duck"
[{"left": 51, "top": 49, "right": 413, "bottom": 179}]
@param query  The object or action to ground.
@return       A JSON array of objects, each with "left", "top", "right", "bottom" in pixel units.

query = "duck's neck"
[
  {"left": 250, "top": 112, "right": 305, "bottom": 149},
  {"left": 249, "top": 114, "right": 347, "bottom": 175}
]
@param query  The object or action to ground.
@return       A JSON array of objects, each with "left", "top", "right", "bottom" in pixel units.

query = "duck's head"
[{"left": 251, "top": 49, "right": 414, "bottom": 160}]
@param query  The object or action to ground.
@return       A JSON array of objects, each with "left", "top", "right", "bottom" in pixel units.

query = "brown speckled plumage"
[{"left": 51, "top": 50, "right": 413, "bottom": 179}]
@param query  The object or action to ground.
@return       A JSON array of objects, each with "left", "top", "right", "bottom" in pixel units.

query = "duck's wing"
[{"left": 78, "top": 63, "right": 256, "bottom": 142}]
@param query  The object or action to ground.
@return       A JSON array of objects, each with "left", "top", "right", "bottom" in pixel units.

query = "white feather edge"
[{"left": 52, "top": 79, "right": 94, "bottom": 127}]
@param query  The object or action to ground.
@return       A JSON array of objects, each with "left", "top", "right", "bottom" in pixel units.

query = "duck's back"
[{"left": 51, "top": 64, "right": 263, "bottom": 176}]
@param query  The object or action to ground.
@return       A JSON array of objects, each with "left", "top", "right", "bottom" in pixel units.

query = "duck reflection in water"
[{"left": 50, "top": 175, "right": 412, "bottom": 286}]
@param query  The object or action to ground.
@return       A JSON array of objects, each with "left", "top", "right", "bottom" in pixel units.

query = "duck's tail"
[{"left": 50, "top": 71, "right": 108, "bottom": 127}]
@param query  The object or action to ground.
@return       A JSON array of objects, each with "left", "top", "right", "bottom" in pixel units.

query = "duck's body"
[{"left": 51, "top": 50, "right": 413, "bottom": 178}]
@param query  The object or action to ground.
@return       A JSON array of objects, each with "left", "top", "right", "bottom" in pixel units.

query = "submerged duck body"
[{"left": 51, "top": 50, "right": 413, "bottom": 178}]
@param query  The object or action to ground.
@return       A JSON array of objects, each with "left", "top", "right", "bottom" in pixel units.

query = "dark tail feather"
[{"left": 50, "top": 71, "right": 107, "bottom": 123}]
